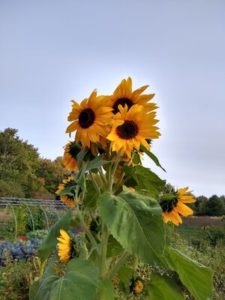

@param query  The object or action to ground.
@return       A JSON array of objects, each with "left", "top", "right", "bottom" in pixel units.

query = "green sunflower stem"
[
  {"left": 99, "top": 225, "right": 109, "bottom": 277},
  {"left": 108, "top": 157, "right": 121, "bottom": 192},
  {"left": 99, "top": 167, "right": 107, "bottom": 186},
  {"left": 76, "top": 210, "right": 98, "bottom": 253},
  {"left": 89, "top": 171, "right": 100, "bottom": 193}
]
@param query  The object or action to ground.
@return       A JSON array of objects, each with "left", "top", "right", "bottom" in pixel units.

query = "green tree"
[
  {"left": 36, "top": 157, "right": 66, "bottom": 195},
  {"left": 0, "top": 128, "right": 40, "bottom": 197},
  {"left": 0, "top": 128, "right": 64, "bottom": 198},
  {"left": 205, "top": 195, "right": 225, "bottom": 216},
  {"left": 194, "top": 196, "right": 208, "bottom": 215}
]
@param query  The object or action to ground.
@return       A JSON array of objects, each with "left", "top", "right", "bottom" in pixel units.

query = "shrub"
[{"left": 0, "top": 256, "right": 41, "bottom": 300}]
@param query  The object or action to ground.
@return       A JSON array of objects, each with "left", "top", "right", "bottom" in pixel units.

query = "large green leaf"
[
  {"left": 31, "top": 259, "right": 99, "bottom": 300},
  {"left": 147, "top": 273, "right": 185, "bottom": 300},
  {"left": 97, "top": 278, "right": 115, "bottom": 300},
  {"left": 30, "top": 258, "right": 59, "bottom": 300},
  {"left": 164, "top": 247, "right": 213, "bottom": 300},
  {"left": 38, "top": 210, "right": 73, "bottom": 261},
  {"left": 124, "top": 165, "right": 165, "bottom": 198},
  {"left": 107, "top": 235, "right": 124, "bottom": 257},
  {"left": 83, "top": 179, "right": 99, "bottom": 210},
  {"left": 98, "top": 191, "right": 165, "bottom": 264}
]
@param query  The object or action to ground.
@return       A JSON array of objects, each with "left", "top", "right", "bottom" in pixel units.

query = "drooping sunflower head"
[
  {"left": 63, "top": 142, "right": 81, "bottom": 171},
  {"left": 160, "top": 187, "right": 195, "bottom": 225},
  {"left": 107, "top": 104, "right": 160, "bottom": 158},
  {"left": 130, "top": 278, "right": 144, "bottom": 295},
  {"left": 66, "top": 90, "right": 113, "bottom": 148},
  {"left": 108, "top": 77, "right": 157, "bottom": 114},
  {"left": 57, "top": 229, "right": 72, "bottom": 263},
  {"left": 56, "top": 176, "right": 77, "bottom": 208}
]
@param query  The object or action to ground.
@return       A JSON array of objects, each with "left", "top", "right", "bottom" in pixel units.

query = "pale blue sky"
[{"left": 0, "top": 0, "right": 225, "bottom": 196}]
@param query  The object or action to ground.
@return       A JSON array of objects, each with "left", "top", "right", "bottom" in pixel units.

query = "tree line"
[
  {"left": 194, "top": 195, "right": 225, "bottom": 216},
  {"left": 0, "top": 128, "right": 66, "bottom": 199}
]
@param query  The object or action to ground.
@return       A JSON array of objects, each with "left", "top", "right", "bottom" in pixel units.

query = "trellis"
[{"left": 0, "top": 197, "right": 67, "bottom": 240}]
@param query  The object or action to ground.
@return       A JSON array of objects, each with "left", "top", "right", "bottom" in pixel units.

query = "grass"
[{"left": 173, "top": 223, "right": 225, "bottom": 300}]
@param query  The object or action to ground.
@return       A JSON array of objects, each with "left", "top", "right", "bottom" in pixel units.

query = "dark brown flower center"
[
  {"left": 69, "top": 142, "right": 81, "bottom": 158},
  {"left": 66, "top": 195, "right": 75, "bottom": 201},
  {"left": 79, "top": 108, "right": 95, "bottom": 128},
  {"left": 116, "top": 121, "right": 138, "bottom": 139},
  {"left": 159, "top": 196, "right": 178, "bottom": 213},
  {"left": 113, "top": 98, "right": 133, "bottom": 114}
]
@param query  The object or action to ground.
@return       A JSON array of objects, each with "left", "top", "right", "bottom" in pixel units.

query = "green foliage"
[
  {"left": 25, "top": 207, "right": 46, "bottom": 232},
  {"left": 205, "top": 195, "right": 225, "bottom": 216},
  {"left": 15, "top": 206, "right": 27, "bottom": 235},
  {"left": 0, "top": 179, "right": 25, "bottom": 197},
  {"left": 147, "top": 273, "right": 185, "bottom": 300},
  {"left": 140, "top": 146, "right": 166, "bottom": 172},
  {"left": 98, "top": 191, "right": 165, "bottom": 264},
  {"left": 30, "top": 259, "right": 99, "bottom": 300},
  {"left": 194, "top": 195, "right": 225, "bottom": 216},
  {"left": 164, "top": 247, "right": 213, "bottom": 300},
  {"left": 124, "top": 165, "right": 165, "bottom": 198},
  {"left": 0, "top": 257, "right": 40, "bottom": 300},
  {"left": 0, "top": 128, "right": 39, "bottom": 181},
  {"left": 36, "top": 157, "right": 66, "bottom": 195},
  {"left": 83, "top": 180, "right": 99, "bottom": 210},
  {"left": 29, "top": 135, "right": 214, "bottom": 299},
  {"left": 204, "top": 226, "right": 225, "bottom": 246},
  {"left": 172, "top": 226, "right": 225, "bottom": 300},
  {"left": 0, "top": 128, "right": 65, "bottom": 198},
  {"left": 97, "top": 278, "right": 115, "bottom": 300}
]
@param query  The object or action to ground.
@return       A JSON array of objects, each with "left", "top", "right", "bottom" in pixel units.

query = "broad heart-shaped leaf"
[
  {"left": 97, "top": 278, "right": 115, "bottom": 300},
  {"left": 38, "top": 210, "right": 73, "bottom": 261},
  {"left": 31, "top": 258, "right": 99, "bottom": 300},
  {"left": 147, "top": 273, "right": 185, "bottom": 300},
  {"left": 164, "top": 247, "right": 213, "bottom": 300},
  {"left": 98, "top": 191, "right": 165, "bottom": 264},
  {"left": 124, "top": 165, "right": 165, "bottom": 198}
]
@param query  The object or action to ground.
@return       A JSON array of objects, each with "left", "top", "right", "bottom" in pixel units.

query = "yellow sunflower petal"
[
  {"left": 175, "top": 202, "right": 193, "bottom": 217},
  {"left": 180, "top": 195, "right": 196, "bottom": 203},
  {"left": 108, "top": 77, "right": 156, "bottom": 114},
  {"left": 57, "top": 229, "right": 71, "bottom": 263},
  {"left": 107, "top": 104, "right": 159, "bottom": 158},
  {"left": 67, "top": 90, "right": 113, "bottom": 148}
]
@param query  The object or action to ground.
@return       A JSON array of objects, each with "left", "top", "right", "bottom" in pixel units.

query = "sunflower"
[
  {"left": 66, "top": 90, "right": 113, "bottom": 148},
  {"left": 63, "top": 142, "right": 80, "bottom": 171},
  {"left": 107, "top": 104, "right": 160, "bottom": 158},
  {"left": 57, "top": 229, "right": 71, "bottom": 263},
  {"left": 56, "top": 176, "right": 77, "bottom": 208},
  {"left": 160, "top": 187, "right": 196, "bottom": 226},
  {"left": 130, "top": 278, "right": 144, "bottom": 294},
  {"left": 108, "top": 77, "right": 157, "bottom": 114}
]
